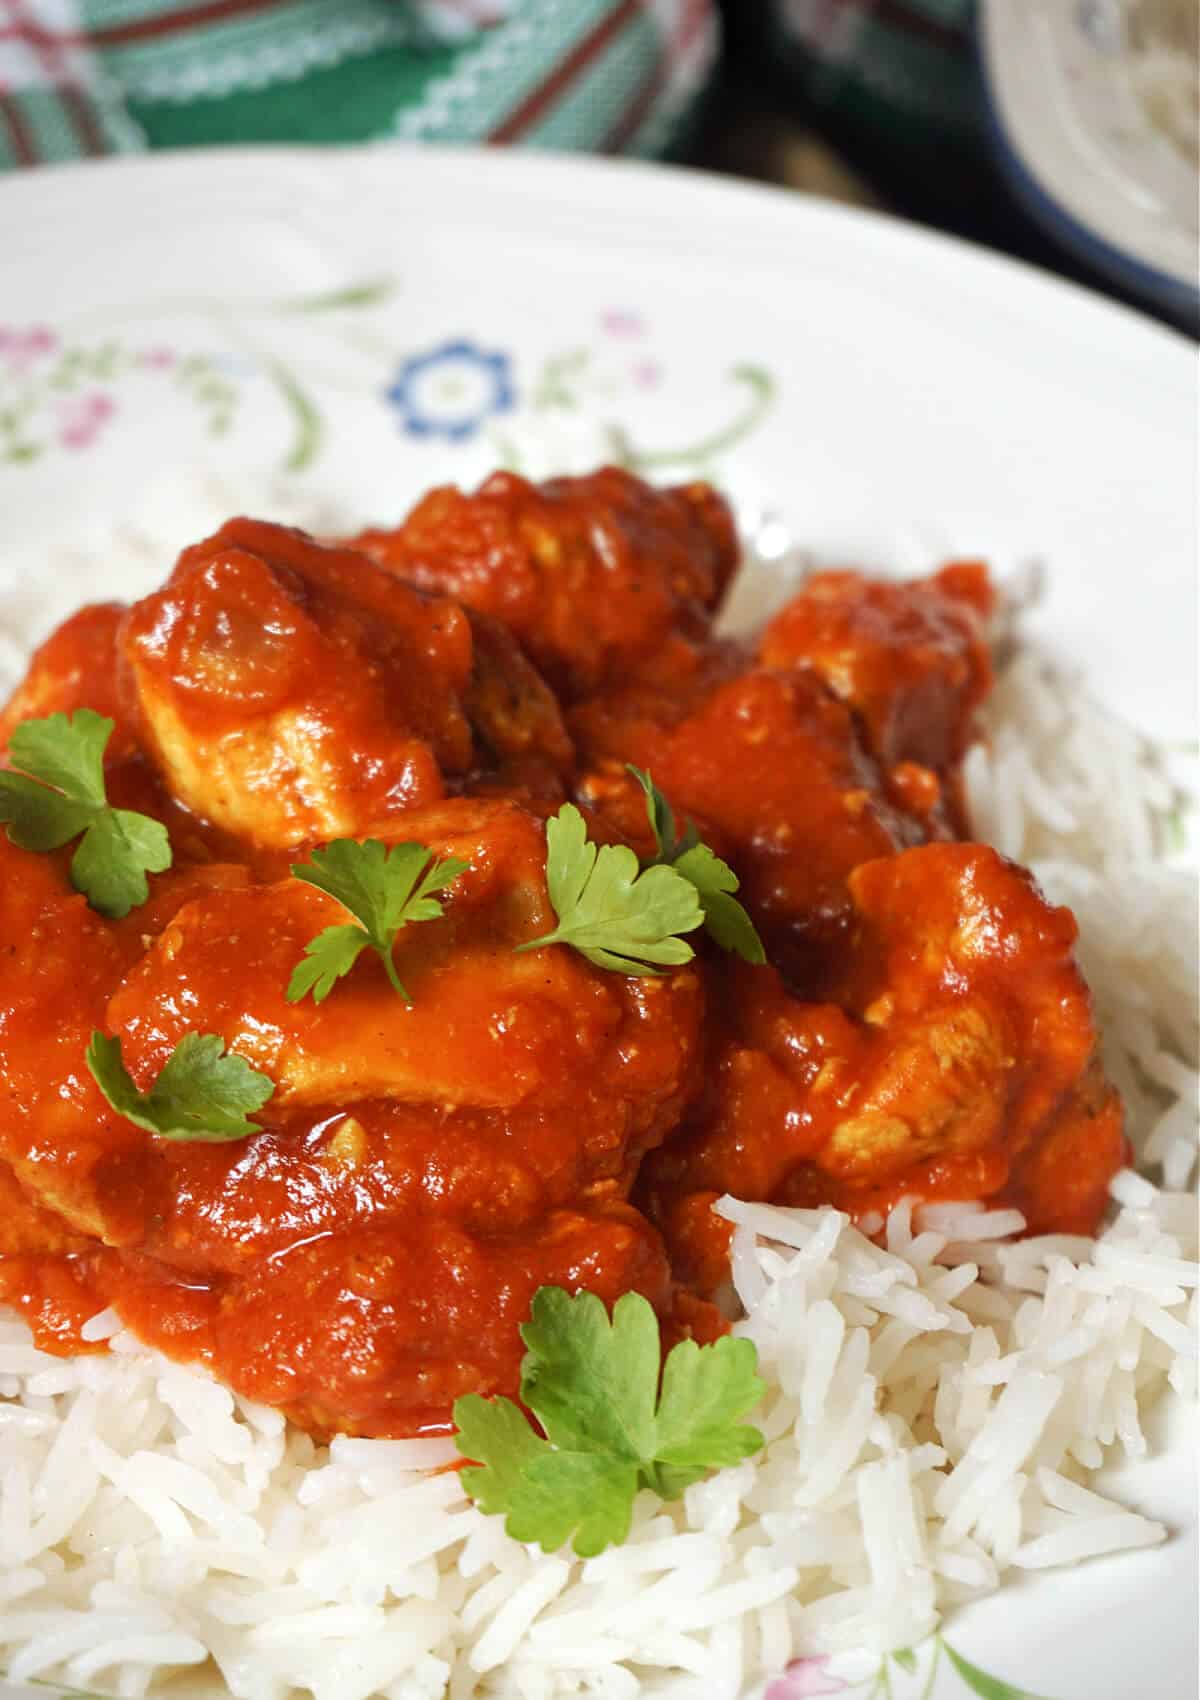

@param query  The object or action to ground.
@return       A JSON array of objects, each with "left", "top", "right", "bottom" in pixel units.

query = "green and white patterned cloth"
[{"left": 0, "top": 0, "right": 719, "bottom": 171}]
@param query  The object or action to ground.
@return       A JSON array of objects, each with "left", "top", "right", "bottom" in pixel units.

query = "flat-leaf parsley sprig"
[
  {"left": 628, "top": 766, "right": 766, "bottom": 966},
  {"left": 86, "top": 1031, "right": 275, "bottom": 1143},
  {"left": 515, "top": 802, "right": 703, "bottom": 976},
  {"left": 0, "top": 710, "right": 171, "bottom": 917},
  {"left": 287, "top": 838, "right": 469, "bottom": 1005},
  {"left": 454, "top": 1286, "right": 765, "bottom": 1556}
]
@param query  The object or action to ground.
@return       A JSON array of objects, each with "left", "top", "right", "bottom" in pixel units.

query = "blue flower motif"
[{"left": 384, "top": 339, "right": 515, "bottom": 442}]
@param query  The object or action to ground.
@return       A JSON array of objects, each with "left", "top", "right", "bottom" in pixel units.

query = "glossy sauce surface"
[{"left": 0, "top": 475, "right": 1125, "bottom": 1437}]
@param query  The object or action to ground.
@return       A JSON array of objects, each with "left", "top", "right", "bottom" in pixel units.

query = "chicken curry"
[{"left": 0, "top": 469, "right": 1126, "bottom": 1438}]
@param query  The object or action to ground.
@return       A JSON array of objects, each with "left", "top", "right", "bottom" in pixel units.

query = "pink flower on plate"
[
  {"left": 139, "top": 346, "right": 176, "bottom": 369},
  {"left": 600, "top": 308, "right": 646, "bottom": 338},
  {"left": 764, "top": 1656, "right": 850, "bottom": 1700},
  {"left": 58, "top": 391, "right": 115, "bottom": 450},
  {"left": 0, "top": 324, "right": 57, "bottom": 372},
  {"left": 631, "top": 357, "right": 662, "bottom": 389}
]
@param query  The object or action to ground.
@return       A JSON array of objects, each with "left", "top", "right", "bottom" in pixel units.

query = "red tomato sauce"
[{"left": 0, "top": 474, "right": 1125, "bottom": 1438}]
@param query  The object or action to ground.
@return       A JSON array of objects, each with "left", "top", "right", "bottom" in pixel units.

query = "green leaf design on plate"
[
  {"left": 281, "top": 278, "right": 397, "bottom": 313},
  {"left": 943, "top": 1643, "right": 1052, "bottom": 1700},
  {"left": 609, "top": 363, "right": 775, "bottom": 473},
  {"left": 265, "top": 357, "right": 321, "bottom": 472},
  {"left": 532, "top": 347, "right": 590, "bottom": 410}
]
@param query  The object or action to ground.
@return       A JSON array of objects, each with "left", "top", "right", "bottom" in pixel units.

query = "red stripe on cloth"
[
  {"left": 59, "top": 79, "right": 107, "bottom": 155},
  {"left": 92, "top": 0, "right": 291, "bottom": 45},
  {"left": 0, "top": 20, "right": 82, "bottom": 45},
  {"left": 669, "top": 0, "right": 712, "bottom": 57},
  {"left": 0, "top": 0, "right": 79, "bottom": 50},
  {"left": 601, "top": 54, "right": 666, "bottom": 153},
  {"left": 0, "top": 85, "right": 38, "bottom": 165},
  {"left": 0, "top": 0, "right": 289, "bottom": 50},
  {"left": 2, "top": 0, "right": 107, "bottom": 156},
  {"left": 601, "top": 0, "right": 710, "bottom": 154},
  {"left": 488, "top": 0, "right": 645, "bottom": 144}
]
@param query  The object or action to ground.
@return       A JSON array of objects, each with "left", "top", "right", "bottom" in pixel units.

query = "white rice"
[{"left": 0, "top": 507, "right": 1196, "bottom": 1700}]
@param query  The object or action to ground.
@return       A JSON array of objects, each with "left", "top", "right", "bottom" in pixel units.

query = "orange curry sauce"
[{"left": 0, "top": 471, "right": 1126, "bottom": 1439}]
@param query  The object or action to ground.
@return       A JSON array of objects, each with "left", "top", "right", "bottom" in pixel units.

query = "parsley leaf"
[
  {"left": 631, "top": 766, "right": 699, "bottom": 863},
  {"left": 515, "top": 803, "right": 703, "bottom": 975},
  {"left": 9, "top": 709, "right": 110, "bottom": 805},
  {"left": 71, "top": 809, "right": 176, "bottom": 922},
  {"left": 672, "top": 843, "right": 766, "bottom": 966},
  {"left": 627, "top": 766, "right": 766, "bottom": 966},
  {"left": 0, "top": 710, "right": 172, "bottom": 918},
  {"left": 454, "top": 1287, "right": 765, "bottom": 1556},
  {"left": 287, "top": 838, "right": 468, "bottom": 1005},
  {"left": 86, "top": 1031, "right": 276, "bottom": 1143},
  {"left": 288, "top": 923, "right": 371, "bottom": 1006}
]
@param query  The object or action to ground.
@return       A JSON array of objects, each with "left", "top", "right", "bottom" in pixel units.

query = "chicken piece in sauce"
[
  {"left": 757, "top": 562, "right": 995, "bottom": 775},
  {"left": 570, "top": 558, "right": 996, "bottom": 986},
  {"left": 574, "top": 665, "right": 931, "bottom": 991},
  {"left": 0, "top": 787, "right": 703, "bottom": 1435},
  {"left": 346, "top": 466, "right": 739, "bottom": 699},
  {"left": 0, "top": 470, "right": 1126, "bottom": 1439},
  {"left": 0, "top": 603, "right": 132, "bottom": 752},
  {"left": 123, "top": 518, "right": 572, "bottom": 852},
  {"left": 639, "top": 843, "right": 1125, "bottom": 1293}
]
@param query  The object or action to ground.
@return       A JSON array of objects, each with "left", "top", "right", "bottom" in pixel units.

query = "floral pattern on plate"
[
  {"left": 0, "top": 330, "right": 237, "bottom": 464},
  {"left": 384, "top": 338, "right": 515, "bottom": 441},
  {"left": 761, "top": 1638, "right": 1052, "bottom": 1700},
  {"left": 0, "top": 283, "right": 776, "bottom": 481},
  {"left": 10, "top": 1634, "right": 1054, "bottom": 1700}
]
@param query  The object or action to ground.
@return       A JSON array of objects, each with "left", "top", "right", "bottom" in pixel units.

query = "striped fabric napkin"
[{"left": 0, "top": 0, "right": 718, "bottom": 170}]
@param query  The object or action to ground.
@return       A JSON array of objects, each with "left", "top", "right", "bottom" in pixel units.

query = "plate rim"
[
  {"left": 4, "top": 140, "right": 1196, "bottom": 363},
  {"left": 0, "top": 136, "right": 1195, "bottom": 1700}
]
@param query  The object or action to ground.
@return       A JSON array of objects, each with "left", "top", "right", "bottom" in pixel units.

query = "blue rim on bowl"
[{"left": 975, "top": 2, "right": 1200, "bottom": 325}]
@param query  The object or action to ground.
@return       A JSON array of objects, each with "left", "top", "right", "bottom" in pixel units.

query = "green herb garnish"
[
  {"left": 287, "top": 838, "right": 468, "bottom": 1005},
  {"left": 454, "top": 1286, "right": 765, "bottom": 1556},
  {"left": 86, "top": 1031, "right": 275, "bottom": 1143},
  {"left": 514, "top": 802, "right": 703, "bottom": 975},
  {"left": 628, "top": 766, "right": 765, "bottom": 965},
  {"left": 0, "top": 710, "right": 171, "bottom": 917}
]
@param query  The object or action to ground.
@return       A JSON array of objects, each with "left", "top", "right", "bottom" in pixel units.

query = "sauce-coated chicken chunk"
[
  {"left": 0, "top": 784, "right": 703, "bottom": 1434},
  {"left": 123, "top": 518, "right": 571, "bottom": 851},
  {"left": 0, "top": 468, "right": 1127, "bottom": 1441},
  {"left": 106, "top": 798, "right": 701, "bottom": 1140},
  {"left": 0, "top": 603, "right": 131, "bottom": 752},
  {"left": 640, "top": 844, "right": 1125, "bottom": 1292},
  {"left": 575, "top": 664, "right": 932, "bottom": 990},
  {"left": 758, "top": 563, "right": 994, "bottom": 775},
  {"left": 113, "top": 1199, "right": 687, "bottom": 1438},
  {"left": 347, "top": 467, "right": 739, "bottom": 699}
]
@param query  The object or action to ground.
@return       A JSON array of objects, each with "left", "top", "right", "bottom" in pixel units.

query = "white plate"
[
  {"left": 979, "top": 0, "right": 1199, "bottom": 319},
  {"left": 0, "top": 146, "right": 1196, "bottom": 1700}
]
